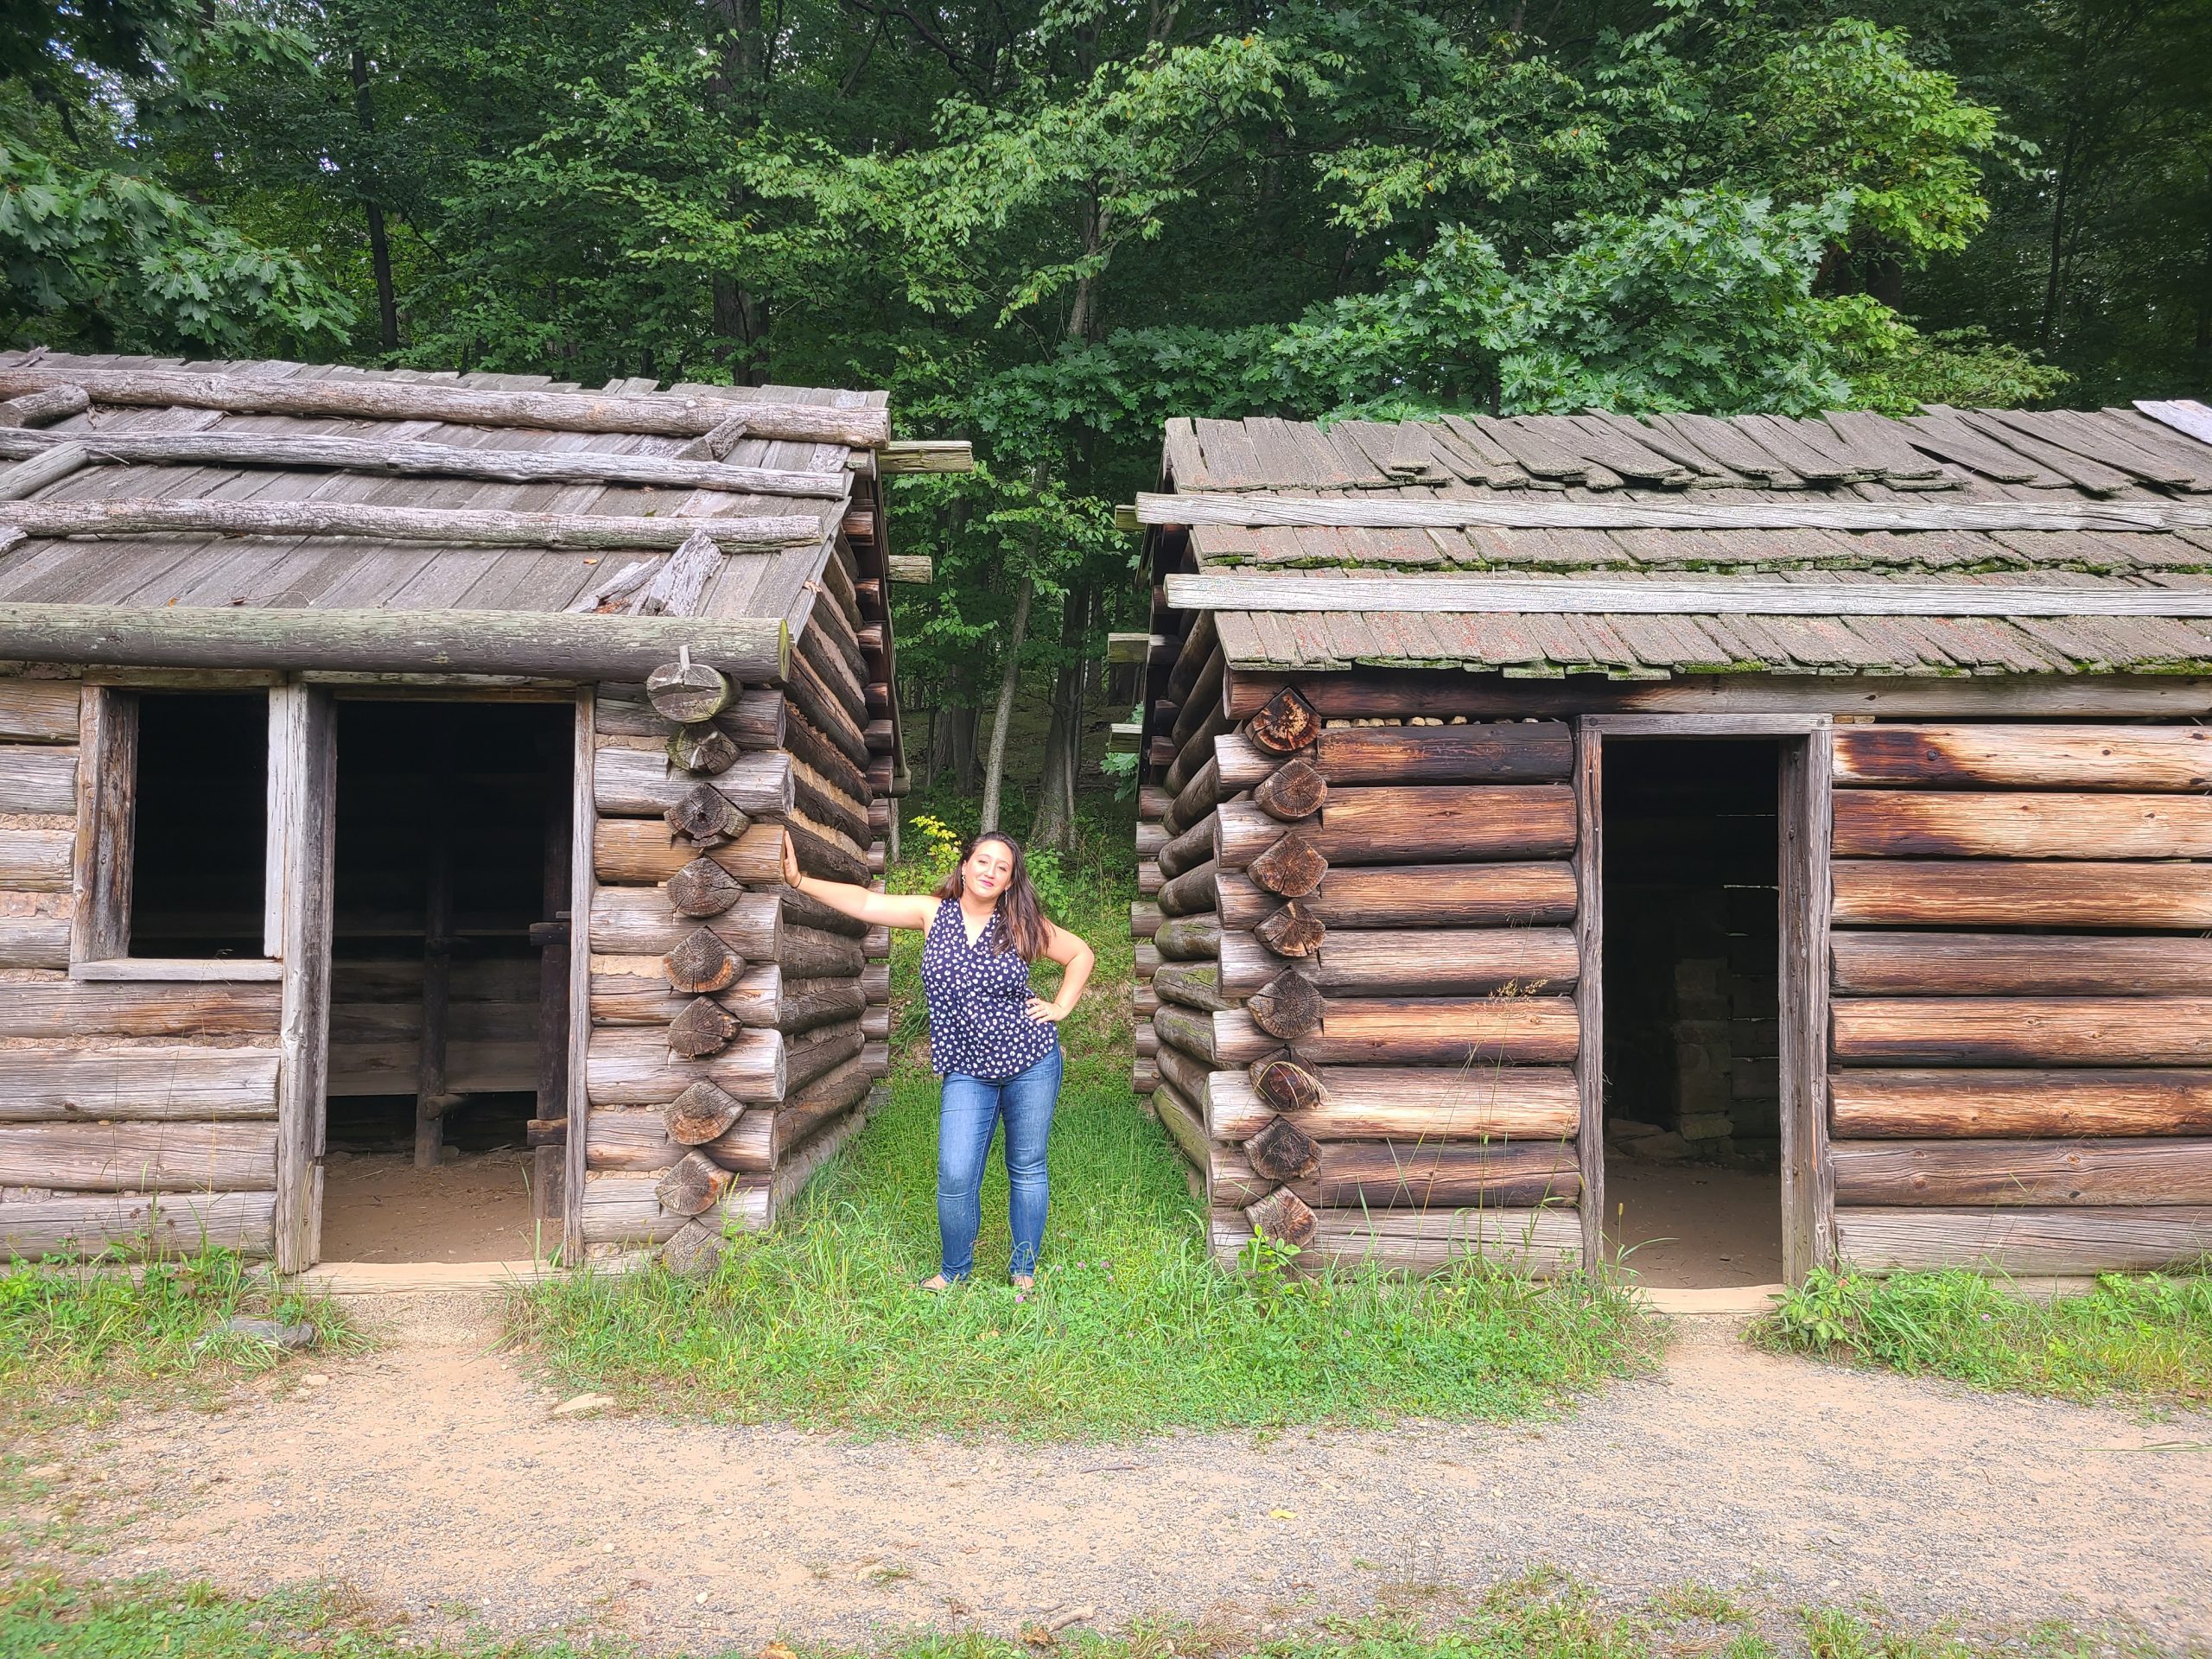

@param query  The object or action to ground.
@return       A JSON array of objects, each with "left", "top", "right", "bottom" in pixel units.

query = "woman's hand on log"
[{"left": 779, "top": 832, "right": 804, "bottom": 890}]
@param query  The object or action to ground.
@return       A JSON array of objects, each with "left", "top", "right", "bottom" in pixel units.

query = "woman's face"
[{"left": 963, "top": 840, "right": 1016, "bottom": 901}]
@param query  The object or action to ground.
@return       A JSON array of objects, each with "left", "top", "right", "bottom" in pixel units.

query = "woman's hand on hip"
[{"left": 1026, "top": 996, "right": 1069, "bottom": 1024}]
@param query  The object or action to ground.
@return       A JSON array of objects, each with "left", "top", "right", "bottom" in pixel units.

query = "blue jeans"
[{"left": 937, "top": 1044, "right": 1063, "bottom": 1281}]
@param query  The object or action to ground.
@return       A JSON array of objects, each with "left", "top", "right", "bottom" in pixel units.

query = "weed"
[{"left": 1757, "top": 1265, "right": 2212, "bottom": 1409}]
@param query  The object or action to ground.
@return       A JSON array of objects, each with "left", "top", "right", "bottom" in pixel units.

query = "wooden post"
[
  {"left": 1572, "top": 722, "right": 1604, "bottom": 1273},
  {"left": 1780, "top": 725, "right": 1837, "bottom": 1280},
  {"left": 532, "top": 761, "right": 573, "bottom": 1251},
  {"left": 272, "top": 684, "right": 337, "bottom": 1273},
  {"left": 415, "top": 724, "right": 455, "bottom": 1169},
  {"left": 563, "top": 690, "right": 595, "bottom": 1261}
]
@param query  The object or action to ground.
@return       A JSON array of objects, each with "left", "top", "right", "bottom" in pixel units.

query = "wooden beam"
[
  {"left": 0, "top": 496, "right": 820, "bottom": 550},
  {"left": 0, "top": 442, "right": 89, "bottom": 502},
  {"left": 2136, "top": 398, "right": 2212, "bottom": 447},
  {"left": 1139, "top": 489, "right": 2212, "bottom": 535},
  {"left": 887, "top": 555, "right": 933, "bottom": 583},
  {"left": 1167, "top": 572, "right": 2212, "bottom": 619},
  {"left": 0, "top": 427, "right": 850, "bottom": 499},
  {"left": 878, "top": 440, "right": 973, "bottom": 474},
  {"left": 0, "top": 365, "right": 893, "bottom": 448},
  {"left": 0, "top": 605, "right": 789, "bottom": 683},
  {"left": 1108, "top": 632, "right": 1163, "bottom": 664}
]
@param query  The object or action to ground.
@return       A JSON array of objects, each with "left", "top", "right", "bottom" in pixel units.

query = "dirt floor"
[
  {"left": 318, "top": 1150, "right": 549, "bottom": 1263},
  {"left": 1603, "top": 1164, "right": 1786, "bottom": 1288},
  {"left": 19, "top": 1299, "right": 2210, "bottom": 1649}
]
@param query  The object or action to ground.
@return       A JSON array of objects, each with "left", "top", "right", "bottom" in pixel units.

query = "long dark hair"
[{"left": 933, "top": 830, "right": 1051, "bottom": 961}]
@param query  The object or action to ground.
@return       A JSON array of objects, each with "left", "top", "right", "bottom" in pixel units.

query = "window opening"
[{"left": 126, "top": 692, "right": 269, "bottom": 959}]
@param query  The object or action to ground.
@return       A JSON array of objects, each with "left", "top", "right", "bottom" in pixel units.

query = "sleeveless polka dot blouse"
[{"left": 920, "top": 897, "right": 1057, "bottom": 1081}]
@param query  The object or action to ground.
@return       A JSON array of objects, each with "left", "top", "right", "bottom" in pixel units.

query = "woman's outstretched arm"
[
  {"left": 780, "top": 836, "right": 938, "bottom": 930},
  {"left": 1027, "top": 919, "right": 1097, "bottom": 1024}
]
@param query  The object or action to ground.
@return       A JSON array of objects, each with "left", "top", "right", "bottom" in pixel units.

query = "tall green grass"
[
  {"left": 0, "top": 1253, "right": 343, "bottom": 1427},
  {"left": 1755, "top": 1266, "right": 2212, "bottom": 1409},
  {"left": 513, "top": 806, "right": 1655, "bottom": 1439}
]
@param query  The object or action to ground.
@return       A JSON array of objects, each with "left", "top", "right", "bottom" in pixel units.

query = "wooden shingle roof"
[
  {"left": 0, "top": 352, "right": 881, "bottom": 636},
  {"left": 1144, "top": 404, "right": 2212, "bottom": 679}
]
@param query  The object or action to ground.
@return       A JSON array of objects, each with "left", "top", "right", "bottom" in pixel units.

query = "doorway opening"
[
  {"left": 319, "top": 699, "right": 573, "bottom": 1264},
  {"left": 1599, "top": 739, "right": 1785, "bottom": 1288}
]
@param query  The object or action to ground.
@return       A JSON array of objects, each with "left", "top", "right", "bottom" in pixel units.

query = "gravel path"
[{"left": 21, "top": 1298, "right": 2212, "bottom": 1649}]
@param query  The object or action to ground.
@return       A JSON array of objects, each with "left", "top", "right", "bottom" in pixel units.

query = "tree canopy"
[{"left": 3, "top": 0, "right": 2205, "bottom": 835}]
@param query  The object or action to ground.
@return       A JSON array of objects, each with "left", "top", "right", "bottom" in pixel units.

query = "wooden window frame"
[
  {"left": 1575, "top": 714, "right": 1836, "bottom": 1285},
  {"left": 68, "top": 681, "right": 287, "bottom": 982}
]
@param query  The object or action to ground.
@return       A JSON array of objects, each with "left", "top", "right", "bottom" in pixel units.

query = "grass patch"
[
  {"left": 0, "top": 1568, "right": 2171, "bottom": 1659},
  {"left": 513, "top": 813, "right": 1654, "bottom": 1439},
  {"left": 1754, "top": 1265, "right": 2212, "bottom": 1410},
  {"left": 0, "top": 1251, "right": 351, "bottom": 1429}
]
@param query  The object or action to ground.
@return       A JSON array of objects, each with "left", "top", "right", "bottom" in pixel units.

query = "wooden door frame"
[{"left": 1574, "top": 714, "right": 1835, "bottom": 1285}]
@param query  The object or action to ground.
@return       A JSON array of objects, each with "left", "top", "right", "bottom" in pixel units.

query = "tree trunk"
[
  {"left": 951, "top": 705, "right": 979, "bottom": 794},
  {"left": 1030, "top": 580, "right": 1091, "bottom": 854},
  {"left": 977, "top": 576, "right": 1033, "bottom": 836},
  {"left": 348, "top": 51, "right": 400, "bottom": 353}
]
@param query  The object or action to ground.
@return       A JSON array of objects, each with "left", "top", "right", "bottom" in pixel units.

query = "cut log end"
[
  {"left": 665, "top": 781, "right": 747, "bottom": 846},
  {"left": 1253, "top": 900, "right": 1326, "bottom": 957},
  {"left": 645, "top": 658, "right": 733, "bottom": 725},
  {"left": 655, "top": 1149, "right": 733, "bottom": 1217},
  {"left": 1254, "top": 757, "right": 1327, "bottom": 822},
  {"left": 666, "top": 996, "right": 741, "bottom": 1058},
  {"left": 661, "top": 1217, "right": 728, "bottom": 1275},
  {"left": 1248, "top": 832, "right": 1328, "bottom": 899},
  {"left": 664, "top": 1080, "right": 744, "bottom": 1145},
  {"left": 1243, "top": 1185, "right": 1318, "bottom": 1249},
  {"left": 667, "top": 856, "right": 744, "bottom": 918},
  {"left": 667, "top": 724, "right": 739, "bottom": 777},
  {"left": 1245, "top": 1113, "right": 1321, "bottom": 1183},
  {"left": 1247, "top": 689, "right": 1319, "bottom": 756},
  {"left": 1248, "top": 969, "right": 1325, "bottom": 1040},
  {"left": 664, "top": 928, "right": 742, "bottom": 995},
  {"left": 1250, "top": 1058, "right": 1325, "bottom": 1113}
]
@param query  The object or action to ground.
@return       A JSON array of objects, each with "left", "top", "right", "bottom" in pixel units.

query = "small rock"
[
  {"left": 218, "top": 1316, "right": 317, "bottom": 1350},
  {"left": 301, "top": 1373, "right": 330, "bottom": 1387},
  {"left": 553, "top": 1393, "right": 616, "bottom": 1419},
  {"left": 1627, "top": 1130, "right": 1690, "bottom": 1162},
  {"left": 1605, "top": 1118, "right": 1663, "bottom": 1141}
]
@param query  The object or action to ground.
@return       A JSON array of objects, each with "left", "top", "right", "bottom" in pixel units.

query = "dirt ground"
[
  {"left": 18, "top": 1298, "right": 2211, "bottom": 1650},
  {"left": 318, "top": 1150, "right": 550, "bottom": 1264},
  {"left": 1603, "top": 1164, "right": 1786, "bottom": 1288}
]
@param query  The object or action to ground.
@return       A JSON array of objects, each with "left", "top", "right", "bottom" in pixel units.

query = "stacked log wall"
[
  {"left": 579, "top": 574, "right": 892, "bottom": 1264},
  {"left": 1135, "top": 672, "right": 1584, "bottom": 1276},
  {"left": 0, "top": 674, "right": 283, "bottom": 1259},
  {"left": 1827, "top": 721, "right": 2212, "bottom": 1274}
]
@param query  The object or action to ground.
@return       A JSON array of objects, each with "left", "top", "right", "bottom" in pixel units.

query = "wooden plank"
[
  {"left": 0, "top": 497, "right": 819, "bottom": 550},
  {"left": 1214, "top": 785, "right": 1576, "bottom": 868},
  {"left": 1214, "top": 995, "right": 1579, "bottom": 1065},
  {"left": 0, "top": 365, "right": 892, "bottom": 448},
  {"left": 0, "top": 425, "right": 851, "bottom": 499},
  {"left": 1211, "top": 1137, "right": 1580, "bottom": 1209},
  {"left": 271, "top": 684, "right": 336, "bottom": 1272},
  {"left": 1835, "top": 1205, "right": 2212, "bottom": 1274},
  {"left": 1217, "top": 926, "right": 1578, "bottom": 996},
  {"left": 1831, "top": 861, "right": 2212, "bottom": 929},
  {"left": 578, "top": 1173, "right": 770, "bottom": 1245},
  {"left": 0, "top": 1191, "right": 276, "bottom": 1261},
  {"left": 1831, "top": 931, "right": 2212, "bottom": 996},
  {"left": 592, "top": 747, "right": 793, "bottom": 817},
  {"left": 0, "top": 678, "right": 79, "bottom": 741},
  {"left": 1205, "top": 1065, "right": 1578, "bottom": 1141},
  {"left": 0, "top": 1045, "right": 279, "bottom": 1122},
  {"left": 1573, "top": 721, "right": 1604, "bottom": 1271},
  {"left": 0, "top": 606, "right": 791, "bottom": 685},
  {"left": 1225, "top": 670, "right": 2212, "bottom": 722},
  {"left": 0, "top": 746, "right": 74, "bottom": 814},
  {"left": 1295, "top": 1205, "right": 1582, "bottom": 1275},
  {"left": 1780, "top": 727, "right": 1835, "bottom": 1278},
  {"left": 1833, "top": 724, "right": 2212, "bottom": 791},
  {"left": 1832, "top": 1138, "right": 2212, "bottom": 1206},
  {"left": 1829, "top": 1069, "right": 2212, "bottom": 1138},
  {"left": 2136, "top": 397, "right": 2212, "bottom": 447},
  {"left": 1142, "top": 492, "right": 2212, "bottom": 537},
  {"left": 1216, "top": 863, "right": 1577, "bottom": 929},
  {"left": 0, "top": 1121, "right": 278, "bottom": 1191},
  {"left": 584, "top": 1026, "right": 786, "bottom": 1106},
  {"left": 0, "top": 912, "right": 70, "bottom": 969},
  {"left": 564, "top": 690, "right": 594, "bottom": 1262},
  {"left": 1834, "top": 997, "right": 2212, "bottom": 1066},
  {"left": 0, "top": 979, "right": 280, "bottom": 1038},
  {"left": 0, "top": 827, "right": 72, "bottom": 891}
]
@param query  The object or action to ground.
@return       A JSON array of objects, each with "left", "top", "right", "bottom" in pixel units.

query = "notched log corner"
[
  {"left": 668, "top": 857, "right": 744, "bottom": 918},
  {"left": 667, "top": 995, "right": 741, "bottom": 1058},
  {"left": 1253, "top": 899, "right": 1325, "bottom": 957},
  {"left": 664, "top": 1079, "right": 745, "bottom": 1145},
  {"left": 1245, "top": 1113, "right": 1321, "bottom": 1182},
  {"left": 1247, "top": 688, "right": 1319, "bottom": 756},
  {"left": 1254, "top": 757, "right": 1327, "bottom": 822},
  {"left": 1248, "top": 969, "right": 1324, "bottom": 1040}
]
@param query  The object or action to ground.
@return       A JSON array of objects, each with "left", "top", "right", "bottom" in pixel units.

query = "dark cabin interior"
[
  {"left": 318, "top": 699, "right": 573, "bottom": 1264},
  {"left": 127, "top": 691, "right": 269, "bottom": 958},
  {"left": 1600, "top": 738, "right": 1786, "bottom": 1288}
]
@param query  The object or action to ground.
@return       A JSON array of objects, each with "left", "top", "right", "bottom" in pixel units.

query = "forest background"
[{"left": 6, "top": 0, "right": 2210, "bottom": 861}]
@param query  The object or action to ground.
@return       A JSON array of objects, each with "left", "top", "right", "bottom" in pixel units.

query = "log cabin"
[
  {"left": 0, "top": 351, "right": 945, "bottom": 1274},
  {"left": 1123, "top": 400, "right": 2212, "bottom": 1287}
]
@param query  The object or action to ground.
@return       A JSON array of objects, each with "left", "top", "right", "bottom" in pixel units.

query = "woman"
[{"left": 782, "top": 830, "right": 1096, "bottom": 1289}]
